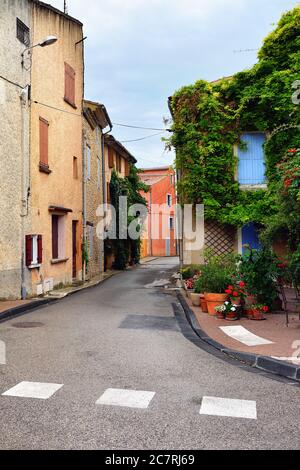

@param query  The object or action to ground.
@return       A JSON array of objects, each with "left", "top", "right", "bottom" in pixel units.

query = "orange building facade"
[{"left": 139, "top": 167, "right": 178, "bottom": 258}]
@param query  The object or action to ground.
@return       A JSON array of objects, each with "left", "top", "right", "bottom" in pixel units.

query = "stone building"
[
  {"left": 83, "top": 100, "right": 112, "bottom": 280},
  {"left": 0, "top": 0, "right": 31, "bottom": 299}
]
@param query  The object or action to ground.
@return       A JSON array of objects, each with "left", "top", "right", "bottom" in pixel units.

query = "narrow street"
[{"left": 0, "top": 258, "right": 299, "bottom": 450}]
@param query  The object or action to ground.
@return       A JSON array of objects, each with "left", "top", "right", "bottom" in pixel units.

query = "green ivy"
[{"left": 169, "top": 6, "right": 300, "bottom": 231}]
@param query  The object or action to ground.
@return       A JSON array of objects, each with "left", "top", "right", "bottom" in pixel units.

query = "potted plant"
[
  {"left": 184, "top": 278, "right": 195, "bottom": 298},
  {"left": 194, "top": 279, "right": 208, "bottom": 312},
  {"left": 225, "top": 281, "right": 246, "bottom": 306},
  {"left": 247, "top": 304, "right": 269, "bottom": 321},
  {"left": 215, "top": 302, "right": 239, "bottom": 321},
  {"left": 195, "top": 265, "right": 233, "bottom": 316}
]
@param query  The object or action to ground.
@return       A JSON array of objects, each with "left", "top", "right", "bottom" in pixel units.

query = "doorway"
[{"left": 72, "top": 221, "right": 78, "bottom": 279}]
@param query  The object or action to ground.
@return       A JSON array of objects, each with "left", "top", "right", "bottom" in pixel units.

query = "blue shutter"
[
  {"left": 238, "top": 133, "right": 266, "bottom": 185},
  {"left": 242, "top": 223, "right": 261, "bottom": 253}
]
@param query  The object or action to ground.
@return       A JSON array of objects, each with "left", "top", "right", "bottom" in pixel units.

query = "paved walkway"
[
  {"left": 0, "top": 258, "right": 299, "bottom": 450},
  {"left": 185, "top": 294, "right": 300, "bottom": 363}
]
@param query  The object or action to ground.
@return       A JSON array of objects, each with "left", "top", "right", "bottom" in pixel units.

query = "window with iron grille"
[{"left": 16, "top": 18, "right": 30, "bottom": 47}]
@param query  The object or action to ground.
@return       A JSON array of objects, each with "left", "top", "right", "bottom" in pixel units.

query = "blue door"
[{"left": 242, "top": 223, "right": 261, "bottom": 254}]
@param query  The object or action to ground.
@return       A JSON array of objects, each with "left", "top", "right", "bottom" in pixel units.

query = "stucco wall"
[
  {"left": 0, "top": 0, "right": 31, "bottom": 299},
  {"left": 28, "top": 3, "right": 84, "bottom": 294},
  {"left": 83, "top": 119, "right": 104, "bottom": 279}
]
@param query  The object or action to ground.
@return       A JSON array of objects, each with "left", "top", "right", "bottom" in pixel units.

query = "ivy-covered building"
[{"left": 169, "top": 6, "right": 300, "bottom": 266}]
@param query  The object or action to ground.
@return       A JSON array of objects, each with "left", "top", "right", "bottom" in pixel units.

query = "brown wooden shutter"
[
  {"left": 52, "top": 216, "right": 59, "bottom": 259},
  {"left": 108, "top": 147, "right": 114, "bottom": 169},
  {"left": 37, "top": 235, "right": 43, "bottom": 264},
  {"left": 65, "top": 63, "right": 75, "bottom": 106},
  {"left": 125, "top": 161, "right": 130, "bottom": 177},
  {"left": 26, "top": 235, "right": 33, "bottom": 267},
  {"left": 107, "top": 182, "right": 111, "bottom": 203},
  {"left": 39, "top": 118, "right": 49, "bottom": 166}
]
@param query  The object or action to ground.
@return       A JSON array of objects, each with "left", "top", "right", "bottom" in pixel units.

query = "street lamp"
[{"left": 21, "top": 35, "right": 58, "bottom": 67}]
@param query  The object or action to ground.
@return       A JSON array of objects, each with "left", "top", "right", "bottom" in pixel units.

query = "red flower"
[
  {"left": 225, "top": 289, "right": 232, "bottom": 295},
  {"left": 278, "top": 264, "right": 285, "bottom": 269},
  {"left": 239, "top": 281, "right": 245, "bottom": 288},
  {"left": 232, "top": 292, "right": 239, "bottom": 297},
  {"left": 228, "top": 286, "right": 234, "bottom": 290},
  {"left": 262, "top": 306, "right": 269, "bottom": 313}
]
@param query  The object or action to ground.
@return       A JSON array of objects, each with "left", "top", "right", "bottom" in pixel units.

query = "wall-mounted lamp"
[{"left": 21, "top": 36, "right": 58, "bottom": 67}]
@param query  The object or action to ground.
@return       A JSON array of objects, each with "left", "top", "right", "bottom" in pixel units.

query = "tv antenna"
[{"left": 64, "top": 1, "right": 68, "bottom": 14}]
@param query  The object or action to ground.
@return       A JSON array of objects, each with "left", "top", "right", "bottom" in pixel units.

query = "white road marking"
[
  {"left": 219, "top": 325, "right": 273, "bottom": 346},
  {"left": 2, "top": 382, "right": 63, "bottom": 400},
  {"left": 200, "top": 396, "right": 257, "bottom": 420},
  {"left": 96, "top": 388, "right": 156, "bottom": 409}
]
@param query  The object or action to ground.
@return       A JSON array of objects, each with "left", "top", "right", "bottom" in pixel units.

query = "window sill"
[
  {"left": 64, "top": 97, "right": 77, "bottom": 110},
  {"left": 51, "top": 258, "right": 69, "bottom": 265},
  {"left": 39, "top": 163, "right": 52, "bottom": 174},
  {"left": 240, "top": 184, "right": 267, "bottom": 190},
  {"left": 28, "top": 264, "right": 41, "bottom": 270}
]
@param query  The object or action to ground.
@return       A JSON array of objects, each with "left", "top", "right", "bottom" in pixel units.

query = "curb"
[
  {"left": 0, "top": 272, "right": 120, "bottom": 324},
  {"left": 177, "top": 293, "right": 300, "bottom": 383}
]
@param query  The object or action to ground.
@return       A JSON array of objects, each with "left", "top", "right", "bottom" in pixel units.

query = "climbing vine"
[
  {"left": 109, "top": 166, "right": 148, "bottom": 270},
  {"left": 169, "top": 6, "right": 300, "bottom": 239}
]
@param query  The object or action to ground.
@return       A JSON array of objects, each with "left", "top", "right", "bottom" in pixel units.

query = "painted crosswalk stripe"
[
  {"left": 96, "top": 388, "right": 156, "bottom": 409},
  {"left": 200, "top": 397, "right": 257, "bottom": 420},
  {"left": 219, "top": 325, "right": 273, "bottom": 346},
  {"left": 2, "top": 382, "right": 63, "bottom": 400}
]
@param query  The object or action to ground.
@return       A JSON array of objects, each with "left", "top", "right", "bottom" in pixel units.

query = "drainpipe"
[
  {"left": 101, "top": 122, "right": 112, "bottom": 272},
  {"left": 149, "top": 187, "right": 153, "bottom": 257},
  {"left": 82, "top": 137, "right": 87, "bottom": 282}
]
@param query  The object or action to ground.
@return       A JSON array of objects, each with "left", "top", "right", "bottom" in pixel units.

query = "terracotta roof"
[
  {"left": 139, "top": 174, "right": 166, "bottom": 187},
  {"left": 32, "top": 1, "right": 83, "bottom": 26},
  {"left": 83, "top": 100, "right": 112, "bottom": 130}
]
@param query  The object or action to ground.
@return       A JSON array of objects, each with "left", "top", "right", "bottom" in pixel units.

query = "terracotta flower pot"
[
  {"left": 190, "top": 293, "right": 201, "bottom": 307},
  {"left": 226, "top": 312, "right": 238, "bottom": 321},
  {"left": 245, "top": 295, "right": 257, "bottom": 307},
  {"left": 200, "top": 295, "right": 208, "bottom": 313},
  {"left": 204, "top": 293, "right": 228, "bottom": 316},
  {"left": 245, "top": 309, "right": 253, "bottom": 320},
  {"left": 216, "top": 311, "right": 225, "bottom": 320},
  {"left": 251, "top": 309, "right": 266, "bottom": 321},
  {"left": 187, "top": 289, "right": 195, "bottom": 299}
]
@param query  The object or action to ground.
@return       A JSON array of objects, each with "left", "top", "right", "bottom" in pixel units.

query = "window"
[
  {"left": 238, "top": 133, "right": 266, "bottom": 185},
  {"left": 17, "top": 18, "right": 30, "bottom": 47},
  {"left": 169, "top": 217, "right": 174, "bottom": 230},
  {"left": 108, "top": 147, "right": 114, "bottom": 169},
  {"left": 39, "top": 117, "right": 50, "bottom": 173},
  {"left": 170, "top": 174, "right": 174, "bottom": 185},
  {"left": 26, "top": 235, "right": 42, "bottom": 267},
  {"left": 64, "top": 62, "right": 76, "bottom": 108},
  {"left": 73, "top": 157, "right": 78, "bottom": 179},
  {"left": 86, "top": 145, "right": 91, "bottom": 180},
  {"left": 52, "top": 215, "right": 65, "bottom": 260},
  {"left": 167, "top": 194, "right": 172, "bottom": 207}
]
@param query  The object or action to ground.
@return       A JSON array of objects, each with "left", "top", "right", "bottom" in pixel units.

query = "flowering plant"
[
  {"left": 225, "top": 281, "right": 246, "bottom": 300},
  {"left": 249, "top": 304, "right": 269, "bottom": 313},
  {"left": 215, "top": 301, "right": 239, "bottom": 318},
  {"left": 185, "top": 278, "right": 195, "bottom": 290}
]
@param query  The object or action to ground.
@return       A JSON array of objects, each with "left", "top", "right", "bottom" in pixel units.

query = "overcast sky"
[{"left": 50, "top": 0, "right": 298, "bottom": 168}]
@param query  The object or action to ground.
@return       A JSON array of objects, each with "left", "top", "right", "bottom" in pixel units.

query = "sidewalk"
[{"left": 183, "top": 292, "right": 300, "bottom": 362}]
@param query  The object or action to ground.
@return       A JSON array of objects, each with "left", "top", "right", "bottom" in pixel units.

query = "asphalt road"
[{"left": 0, "top": 258, "right": 299, "bottom": 450}]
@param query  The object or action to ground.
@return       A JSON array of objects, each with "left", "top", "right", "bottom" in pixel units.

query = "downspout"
[
  {"left": 149, "top": 187, "right": 153, "bottom": 257},
  {"left": 101, "top": 122, "right": 112, "bottom": 272},
  {"left": 82, "top": 137, "right": 86, "bottom": 282}
]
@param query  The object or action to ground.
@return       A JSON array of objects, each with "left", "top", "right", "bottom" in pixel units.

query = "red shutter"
[
  {"left": 37, "top": 235, "right": 43, "bottom": 264},
  {"left": 65, "top": 63, "right": 75, "bottom": 106},
  {"left": 26, "top": 235, "right": 33, "bottom": 267},
  {"left": 39, "top": 118, "right": 49, "bottom": 166}
]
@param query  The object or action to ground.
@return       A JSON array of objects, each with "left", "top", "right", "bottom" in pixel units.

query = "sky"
[{"left": 49, "top": 0, "right": 299, "bottom": 168}]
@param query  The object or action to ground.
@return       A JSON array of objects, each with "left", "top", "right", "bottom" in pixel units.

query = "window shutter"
[
  {"left": 108, "top": 147, "right": 114, "bottom": 168},
  {"left": 26, "top": 235, "right": 33, "bottom": 267},
  {"left": 125, "top": 161, "right": 130, "bottom": 177},
  {"left": 39, "top": 118, "right": 49, "bottom": 166},
  {"left": 65, "top": 63, "right": 75, "bottom": 106},
  {"left": 107, "top": 182, "right": 111, "bottom": 203},
  {"left": 37, "top": 235, "right": 43, "bottom": 264},
  {"left": 52, "top": 216, "right": 59, "bottom": 259}
]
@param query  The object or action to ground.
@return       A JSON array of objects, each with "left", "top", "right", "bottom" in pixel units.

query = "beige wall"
[
  {"left": 27, "top": 3, "right": 84, "bottom": 295},
  {"left": 0, "top": 0, "right": 31, "bottom": 299},
  {"left": 83, "top": 119, "right": 104, "bottom": 279}
]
